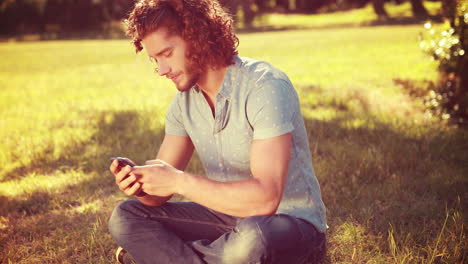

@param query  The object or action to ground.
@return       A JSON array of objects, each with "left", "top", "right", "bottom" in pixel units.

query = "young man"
[{"left": 108, "top": 0, "right": 327, "bottom": 263}]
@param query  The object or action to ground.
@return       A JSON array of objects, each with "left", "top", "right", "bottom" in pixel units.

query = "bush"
[{"left": 419, "top": 1, "right": 467, "bottom": 124}]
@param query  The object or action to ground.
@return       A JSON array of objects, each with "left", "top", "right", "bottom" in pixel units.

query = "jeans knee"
[
  {"left": 108, "top": 200, "right": 141, "bottom": 241},
  {"left": 238, "top": 215, "right": 297, "bottom": 244},
  {"left": 222, "top": 216, "right": 267, "bottom": 263},
  {"left": 224, "top": 215, "right": 309, "bottom": 263}
]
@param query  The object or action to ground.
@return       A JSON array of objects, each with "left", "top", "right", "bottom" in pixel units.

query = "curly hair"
[{"left": 125, "top": 0, "right": 239, "bottom": 72}]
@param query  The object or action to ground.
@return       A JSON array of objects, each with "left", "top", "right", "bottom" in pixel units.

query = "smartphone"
[
  {"left": 110, "top": 157, "right": 146, "bottom": 196},
  {"left": 110, "top": 157, "right": 135, "bottom": 168}
]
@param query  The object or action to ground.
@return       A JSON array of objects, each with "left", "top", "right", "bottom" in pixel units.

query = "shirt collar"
[{"left": 191, "top": 56, "right": 240, "bottom": 100}]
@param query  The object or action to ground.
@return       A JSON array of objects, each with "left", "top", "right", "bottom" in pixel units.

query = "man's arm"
[
  {"left": 133, "top": 133, "right": 291, "bottom": 217},
  {"left": 154, "top": 134, "right": 195, "bottom": 170}
]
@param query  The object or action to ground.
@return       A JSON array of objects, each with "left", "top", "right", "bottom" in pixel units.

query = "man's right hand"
[{"left": 109, "top": 159, "right": 142, "bottom": 197}]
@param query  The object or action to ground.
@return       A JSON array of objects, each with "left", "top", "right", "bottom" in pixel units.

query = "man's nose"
[{"left": 158, "top": 61, "right": 170, "bottom": 76}]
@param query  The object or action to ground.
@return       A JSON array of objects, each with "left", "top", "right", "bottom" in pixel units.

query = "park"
[{"left": 0, "top": 0, "right": 466, "bottom": 263}]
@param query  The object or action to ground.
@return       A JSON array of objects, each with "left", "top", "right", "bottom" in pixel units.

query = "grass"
[{"left": 1, "top": 2, "right": 467, "bottom": 264}]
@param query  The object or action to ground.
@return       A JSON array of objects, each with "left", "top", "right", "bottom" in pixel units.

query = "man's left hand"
[{"left": 131, "top": 164, "right": 184, "bottom": 197}]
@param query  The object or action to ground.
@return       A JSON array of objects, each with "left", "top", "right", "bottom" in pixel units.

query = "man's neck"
[{"left": 196, "top": 66, "right": 228, "bottom": 100}]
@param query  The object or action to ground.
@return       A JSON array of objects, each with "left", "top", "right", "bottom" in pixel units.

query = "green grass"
[{"left": 1, "top": 3, "right": 467, "bottom": 264}]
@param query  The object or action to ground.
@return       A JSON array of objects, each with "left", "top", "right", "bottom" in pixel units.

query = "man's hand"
[
  {"left": 109, "top": 158, "right": 142, "bottom": 197},
  {"left": 132, "top": 163, "right": 184, "bottom": 197}
]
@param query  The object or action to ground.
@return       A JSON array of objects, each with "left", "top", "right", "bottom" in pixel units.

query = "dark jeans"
[{"left": 108, "top": 200, "right": 325, "bottom": 264}]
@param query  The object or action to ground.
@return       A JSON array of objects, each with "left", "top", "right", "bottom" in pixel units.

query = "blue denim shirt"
[{"left": 165, "top": 56, "right": 327, "bottom": 233}]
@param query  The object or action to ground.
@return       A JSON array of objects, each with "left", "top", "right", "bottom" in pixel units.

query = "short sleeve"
[
  {"left": 246, "top": 79, "right": 297, "bottom": 140},
  {"left": 165, "top": 93, "right": 188, "bottom": 137}
]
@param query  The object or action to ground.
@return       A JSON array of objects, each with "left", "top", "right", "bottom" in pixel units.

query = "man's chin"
[
  {"left": 176, "top": 75, "right": 198, "bottom": 92},
  {"left": 176, "top": 82, "right": 193, "bottom": 92},
  {"left": 176, "top": 85, "right": 191, "bottom": 92}
]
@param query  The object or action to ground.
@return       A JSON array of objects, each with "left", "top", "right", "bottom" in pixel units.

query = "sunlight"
[
  {"left": 302, "top": 107, "right": 338, "bottom": 121},
  {"left": 73, "top": 200, "right": 104, "bottom": 214},
  {"left": 0, "top": 170, "right": 92, "bottom": 197},
  {"left": 0, "top": 216, "right": 8, "bottom": 230}
]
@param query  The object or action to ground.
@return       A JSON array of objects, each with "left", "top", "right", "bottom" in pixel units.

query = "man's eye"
[
  {"left": 165, "top": 51, "right": 172, "bottom": 57},
  {"left": 149, "top": 57, "right": 158, "bottom": 64}
]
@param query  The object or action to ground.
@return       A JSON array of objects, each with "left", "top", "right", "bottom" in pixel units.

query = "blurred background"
[
  {"left": 0, "top": 0, "right": 467, "bottom": 263},
  {"left": 0, "top": 0, "right": 465, "bottom": 37},
  {"left": 1, "top": 0, "right": 467, "bottom": 120}
]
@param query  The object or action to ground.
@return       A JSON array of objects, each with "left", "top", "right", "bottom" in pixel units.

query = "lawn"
[{"left": 1, "top": 3, "right": 467, "bottom": 264}]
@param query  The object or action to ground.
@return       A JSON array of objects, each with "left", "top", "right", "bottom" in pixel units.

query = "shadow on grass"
[
  {"left": 0, "top": 202, "right": 116, "bottom": 263},
  {"left": 302, "top": 112, "right": 467, "bottom": 261},
  {"left": 0, "top": 109, "right": 165, "bottom": 216}
]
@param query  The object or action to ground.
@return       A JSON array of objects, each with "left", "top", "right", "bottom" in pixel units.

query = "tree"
[
  {"left": 295, "top": 0, "right": 329, "bottom": 13},
  {"left": 420, "top": 0, "right": 468, "bottom": 122},
  {"left": 275, "top": 0, "right": 290, "bottom": 11},
  {"left": 0, "top": 0, "right": 43, "bottom": 35},
  {"left": 409, "top": 0, "right": 428, "bottom": 18},
  {"left": 219, "top": 0, "right": 256, "bottom": 28},
  {"left": 372, "top": 0, "right": 389, "bottom": 19}
]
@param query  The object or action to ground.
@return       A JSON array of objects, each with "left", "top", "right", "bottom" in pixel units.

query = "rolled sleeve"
[{"left": 247, "top": 79, "right": 297, "bottom": 140}]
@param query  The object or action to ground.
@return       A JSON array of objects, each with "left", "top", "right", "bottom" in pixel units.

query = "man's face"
[{"left": 142, "top": 27, "right": 198, "bottom": 92}]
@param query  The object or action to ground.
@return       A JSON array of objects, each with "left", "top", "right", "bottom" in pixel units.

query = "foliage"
[
  {"left": 419, "top": 0, "right": 468, "bottom": 123},
  {"left": 0, "top": 0, "right": 133, "bottom": 37},
  {"left": 0, "top": 0, "right": 440, "bottom": 37}
]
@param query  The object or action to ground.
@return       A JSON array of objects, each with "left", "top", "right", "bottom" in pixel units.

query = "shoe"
[{"left": 115, "top": 247, "right": 136, "bottom": 264}]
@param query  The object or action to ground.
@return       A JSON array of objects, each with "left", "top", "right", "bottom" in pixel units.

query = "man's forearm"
[
  {"left": 133, "top": 134, "right": 290, "bottom": 213},
  {"left": 177, "top": 172, "right": 282, "bottom": 217}
]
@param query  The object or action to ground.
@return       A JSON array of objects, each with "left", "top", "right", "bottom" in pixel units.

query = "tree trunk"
[
  {"left": 255, "top": 0, "right": 268, "bottom": 12},
  {"left": 275, "top": 0, "right": 290, "bottom": 11},
  {"left": 441, "top": 0, "right": 456, "bottom": 27},
  {"left": 219, "top": 0, "right": 240, "bottom": 24},
  {"left": 219, "top": 0, "right": 239, "bottom": 16},
  {"left": 410, "top": 0, "right": 429, "bottom": 18},
  {"left": 295, "top": 0, "right": 326, "bottom": 13},
  {"left": 241, "top": 0, "right": 255, "bottom": 28},
  {"left": 372, "top": 0, "right": 389, "bottom": 20}
]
